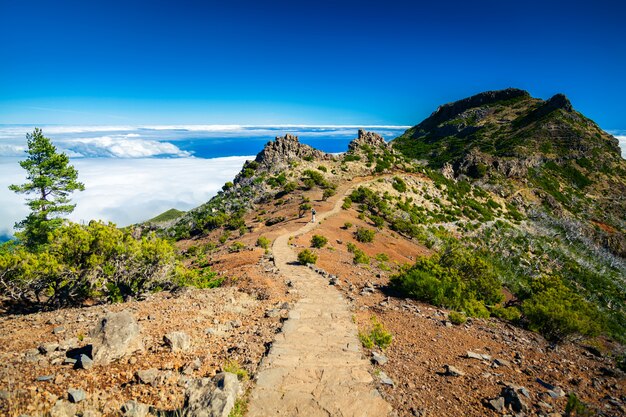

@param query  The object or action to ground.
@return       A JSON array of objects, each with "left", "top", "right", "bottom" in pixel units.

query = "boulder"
[
  {"left": 91, "top": 311, "right": 143, "bottom": 365},
  {"left": 135, "top": 368, "right": 160, "bottom": 386},
  {"left": 164, "top": 331, "right": 192, "bottom": 352},
  {"left": 184, "top": 372, "right": 241, "bottom": 417}
]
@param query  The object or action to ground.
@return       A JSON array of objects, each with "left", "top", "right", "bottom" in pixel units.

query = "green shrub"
[
  {"left": 375, "top": 253, "right": 389, "bottom": 262},
  {"left": 299, "top": 202, "right": 312, "bottom": 217},
  {"left": 256, "top": 236, "right": 271, "bottom": 249},
  {"left": 283, "top": 181, "right": 297, "bottom": 193},
  {"left": 342, "top": 197, "right": 352, "bottom": 210},
  {"left": 223, "top": 360, "right": 249, "bottom": 381},
  {"left": 317, "top": 165, "right": 328, "bottom": 172},
  {"left": 229, "top": 241, "right": 246, "bottom": 252},
  {"left": 346, "top": 242, "right": 357, "bottom": 253},
  {"left": 355, "top": 228, "right": 375, "bottom": 243},
  {"left": 297, "top": 249, "right": 318, "bottom": 265},
  {"left": 0, "top": 221, "right": 191, "bottom": 308},
  {"left": 311, "top": 235, "right": 328, "bottom": 248},
  {"left": 390, "top": 245, "right": 503, "bottom": 318},
  {"left": 353, "top": 248, "right": 370, "bottom": 265},
  {"left": 343, "top": 222, "right": 353, "bottom": 229},
  {"left": 565, "top": 393, "right": 594, "bottom": 417},
  {"left": 448, "top": 311, "right": 466, "bottom": 325},
  {"left": 491, "top": 305, "right": 522, "bottom": 322},
  {"left": 522, "top": 275, "right": 602, "bottom": 343},
  {"left": 322, "top": 187, "right": 336, "bottom": 201},
  {"left": 177, "top": 267, "right": 224, "bottom": 289},
  {"left": 222, "top": 181, "right": 234, "bottom": 191},
  {"left": 358, "top": 316, "right": 393, "bottom": 350},
  {"left": 392, "top": 176, "right": 407, "bottom": 193},
  {"left": 302, "top": 169, "right": 326, "bottom": 186}
]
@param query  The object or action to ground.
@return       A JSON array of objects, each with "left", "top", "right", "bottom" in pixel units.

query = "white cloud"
[
  {"left": 615, "top": 135, "right": 626, "bottom": 158},
  {"left": 0, "top": 156, "right": 251, "bottom": 236},
  {"left": 66, "top": 135, "right": 192, "bottom": 158}
]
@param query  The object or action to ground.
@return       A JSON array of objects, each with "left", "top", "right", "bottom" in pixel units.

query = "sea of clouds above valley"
[{"left": 0, "top": 124, "right": 410, "bottom": 238}]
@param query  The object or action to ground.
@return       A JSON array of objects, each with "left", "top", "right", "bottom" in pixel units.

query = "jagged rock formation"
[
  {"left": 254, "top": 134, "right": 333, "bottom": 172},
  {"left": 348, "top": 129, "right": 390, "bottom": 153}
]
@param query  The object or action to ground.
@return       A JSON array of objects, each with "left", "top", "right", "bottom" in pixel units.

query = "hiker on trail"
[{"left": 311, "top": 208, "right": 316, "bottom": 223}]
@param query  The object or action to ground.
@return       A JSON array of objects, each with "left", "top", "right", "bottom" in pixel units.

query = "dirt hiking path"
[{"left": 247, "top": 181, "right": 392, "bottom": 416}]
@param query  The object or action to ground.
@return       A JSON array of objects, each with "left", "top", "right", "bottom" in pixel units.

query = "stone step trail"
[{"left": 247, "top": 182, "right": 391, "bottom": 417}]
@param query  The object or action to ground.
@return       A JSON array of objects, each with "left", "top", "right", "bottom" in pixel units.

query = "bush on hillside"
[
  {"left": 522, "top": 275, "right": 602, "bottom": 343},
  {"left": 0, "top": 221, "right": 197, "bottom": 308},
  {"left": 297, "top": 249, "right": 318, "bottom": 265},
  {"left": 355, "top": 228, "right": 375, "bottom": 243},
  {"left": 310, "top": 235, "right": 328, "bottom": 248},
  {"left": 390, "top": 245, "right": 502, "bottom": 318},
  {"left": 256, "top": 236, "right": 271, "bottom": 250}
]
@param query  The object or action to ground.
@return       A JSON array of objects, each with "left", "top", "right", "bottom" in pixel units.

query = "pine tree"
[{"left": 9, "top": 128, "right": 85, "bottom": 248}]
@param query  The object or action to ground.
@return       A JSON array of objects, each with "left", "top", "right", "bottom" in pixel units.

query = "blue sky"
[{"left": 1, "top": 0, "right": 625, "bottom": 128}]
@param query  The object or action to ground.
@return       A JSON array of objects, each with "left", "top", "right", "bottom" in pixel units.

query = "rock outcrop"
[
  {"left": 347, "top": 129, "right": 389, "bottom": 153},
  {"left": 254, "top": 134, "right": 333, "bottom": 172}
]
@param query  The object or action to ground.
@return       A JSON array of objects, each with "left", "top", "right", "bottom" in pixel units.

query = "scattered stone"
[
  {"left": 265, "top": 309, "right": 281, "bottom": 318},
  {"left": 183, "top": 358, "right": 203, "bottom": 375},
  {"left": 547, "top": 387, "right": 566, "bottom": 398},
  {"left": 63, "top": 357, "right": 78, "bottom": 365},
  {"left": 135, "top": 368, "right": 160, "bottom": 386},
  {"left": 372, "top": 351, "right": 388, "bottom": 366},
  {"left": 164, "top": 331, "right": 192, "bottom": 352},
  {"left": 184, "top": 372, "right": 241, "bottom": 417},
  {"left": 487, "top": 385, "right": 530, "bottom": 414},
  {"left": 36, "top": 375, "right": 54, "bottom": 382},
  {"left": 53, "top": 326, "right": 65, "bottom": 335},
  {"left": 444, "top": 365, "right": 465, "bottom": 377},
  {"left": 488, "top": 396, "right": 506, "bottom": 413},
  {"left": 76, "top": 354, "right": 93, "bottom": 370},
  {"left": 91, "top": 311, "right": 143, "bottom": 365},
  {"left": 54, "top": 374, "right": 65, "bottom": 385},
  {"left": 67, "top": 388, "right": 86, "bottom": 403},
  {"left": 0, "top": 390, "right": 10, "bottom": 400},
  {"left": 329, "top": 275, "right": 339, "bottom": 286},
  {"left": 493, "top": 358, "right": 511, "bottom": 368},
  {"left": 49, "top": 399, "right": 76, "bottom": 417},
  {"left": 121, "top": 400, "right": 150, "bottom": 417},
  {"left": 39, "top": 342, "right": 60, "bottom": 355},
  {"left": 466, "top": 351, "right": 491, "bottom": 361},
  {"left": 58, "top": 338, "right": 78, "bottom": 351},
  {"left": 378, "top": 371, "right": 394, "bottom": 386},
  {"left": 25, "top": 348, "right": 40, "bottom": 358}
]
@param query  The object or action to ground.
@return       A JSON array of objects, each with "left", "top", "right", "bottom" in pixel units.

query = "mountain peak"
[{"left": 418, "top": 88, "right": 530, "bottom": 132}]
